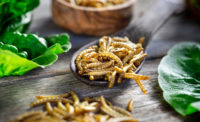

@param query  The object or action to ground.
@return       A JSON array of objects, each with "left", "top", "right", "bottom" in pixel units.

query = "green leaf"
[
  {"left": 1, "top": 44, "right": 18, "bottom": 53},
  {"left": 32, "top": 53, "right": 58, "bottom": 67},
  {"left": 4, "top": 12, "right": 32, "bottom": 33},
  {"left": 158, "top": 42, "right": 200, "bottom": 116},
  {"left": 45, "top": 33, "right": 71, "bottom": 53},
  {"left": 0, "top": 32, "right": 71, "bottom": 77},
  {"left": 17, "top": 51, "right": 28, "bottom": 58},
  {"left": 0, "top": 49, "right": 39, "bottom": 77},
  {"left": 0, "top": 0, "right": 39, "bottom": 33},
  {"left": 0, "top": 32, "right": 48, "bottom": 59}
]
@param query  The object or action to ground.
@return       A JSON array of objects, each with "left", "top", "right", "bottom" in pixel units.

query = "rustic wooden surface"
[{"left": 0, "top": 0, "right": 200, "bottom": 122}]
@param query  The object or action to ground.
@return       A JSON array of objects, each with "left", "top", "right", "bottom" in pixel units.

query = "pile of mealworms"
[
  {"left": 13, "top": 90, "right": 137, "bottom": 122},
  {"left": 65, "top": 0, "right": 127, "bottom": 8},
  {"left": 76, "top": 36, "right": 149, "bottom": 94}
]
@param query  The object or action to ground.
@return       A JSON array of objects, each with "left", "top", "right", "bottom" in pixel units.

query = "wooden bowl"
[{"left": 51, "top": 0, "right": 135, "bottom": 36}]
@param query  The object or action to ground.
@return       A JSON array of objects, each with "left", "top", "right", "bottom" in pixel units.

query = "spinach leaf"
[
  {"left": 0, "top": 32, "right": 48, "bottom": 59},
  {"left": 0, "top": 32, "right": 71, "bottom": 77},
  {"left": 4, "top": 12, "right": 32, "bottom": 33},
  {"left": 158, "top": 42, "right": 200, "bottom": 116},
  {"left": 0, "top": 0, "right": 39, "bottom": 33},
  {"left": 0, "top": 49, "right": 39, "bottom": 77}
]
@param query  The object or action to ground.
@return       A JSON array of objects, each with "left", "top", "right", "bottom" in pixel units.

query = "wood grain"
[
  {"left": 1, "top": 0, "right": 200, "bottom": 122},
  {"left": 1, "top": 57, "right": 200, "bottom": 122},
  {"left": 51, "top": 0, "right": 134, "bottom": 36}
]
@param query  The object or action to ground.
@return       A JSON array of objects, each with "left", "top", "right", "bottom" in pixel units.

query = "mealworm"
[
  {"left": 36, "top": 93, "right": 70, "bottom": 99},
  {"left": 114, "top": 66, "right": 123, "bottom": 73},
  {"left": 112, "top": 37, "right": 128, "bottom": 42},
  {"left": 99, "top": 52, "right": 123, "bottom": 68},
  {"left": 123, "top": 73, "right": 149, "bottom": 80},
  {"left": 65, "top": 103, "right": 74, "bottom": 114},
  {"left": 138, "top": 37, "right": 145, "bottom": 44},
  {"left": 30, "top": 97, "right": 73, "bottom": 107},
  {"left": 99, "top": 37, "right": 107, "bottom": 52},
  {"left": 127, "top": 99, "right": 134, "bottom": 112},
  {"left": 129, "top": 53, "right": 147, "bottom": 65},
  {"left": 76, "top": 49, "right": 95, "bottom": 72},
  {"left": 122, "top": 50, "right": 136, "bottom": 64},
  {"left": 112, "top": 42, "right": 135, "bottom": 51},
  {"left": 70, "top": 90, "right": 80, "bottom": 105},
  {"left": 100, "top": 96, "right": 124, "bottom": 117},
  {"left": 46, "top": 102, "right": 53, "bottom": 114},
  {"left": 106, "top": 37, "right": 112, "bottom": 51},
  {"left": 123, "top": 73, "right": 148, "bottom": 94},
  {"left": 53, "top": 107, "right": 67, "bottom": 116},
  {"left": 87, "top": 67, "right": 115, "bottom": 73},
  {"left": 108, "top": 70, "right": 117, "bottom": 88},
  {"left": 85, "top": 71, "right": 112, "bottom": 76},
  {"left": 58, "top": 101, "right": 67, "bottom": 111},
  {"left": 13, "top": 111, "right": 45, "bottom": 122},
  {"left": 111, "top": 106, "right": 132, "bottom": 117}
]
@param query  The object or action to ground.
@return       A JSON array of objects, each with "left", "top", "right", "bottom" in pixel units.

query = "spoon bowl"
[{"left": 70, "top": 0, "right": 184, "bottom": 86}]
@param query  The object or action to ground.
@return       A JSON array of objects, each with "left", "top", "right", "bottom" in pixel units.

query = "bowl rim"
[{"left": 55, "top": 0, "right": 136, "bottom": 11}]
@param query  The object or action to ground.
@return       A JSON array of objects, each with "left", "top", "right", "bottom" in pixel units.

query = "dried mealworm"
[
  {"left": 70, "top": 90, "right": 80, "bottom": 105},
  {"left": 114, "top": 66, "right": 123, "bottom": 73},
  {"left": 112, "top": 37, "right": 128, "bottom": 42},
  {"left": 127, "top": 99, "right": 134, "bottom": 112},
  {"left": 46, "top": 102, "right": 53, "bottom": 114},
  {"left": 76, "top": 49, "right": 95, "bottom": 73},
  {"left": 99, "top": 37, "right": 107, "bottom": 52},
  {"left": 94, "top": 115, "right": 109, "bottom": 122},
  {"left": 106, "top": 37, "right": 112, "bottom": 51},
  {"left": 53, "top": 107, "right": 67, "bottom": 116},
  {"left": 112, "top": 42, "right": 135, "bottom": 51},
  {"left": 87, "top": 67, "right": 115, "bottom": 72},
  {"left": 89, "top": 75, "right": 95, "bottom": 80},
  {"left": 129, "top": 53, "right": 147, "bottom": 65},
  {"left": 36, "top": 93, "right": 70, "bottom": 99},
  {"left": 85, "top": 71, "right": 111, "bottom": 76},
  {"left": 99, "top": 52, "right": 123, "bottom": 68},
  {"left": 108, "top": 70, "right": 117, "bottom": 88},
  {"left": 65, "top": 103, "right": 74, "bottom": 114},
  {"left": 123, "top": 73, "right": 148, "bottom": 94},
  {"left": 122, "top": 50, "right": 136, "bottom": 64},
  {"left": 30, "top": 97, "right": 73, "bottom": 107},
  {"left": 13, "top": 111, "right": 45, "bottom": 122},
  {"left": 123, "top": 73, "right": 149, "bottom": 80},
  {"left": 58, "top": 101, "right": 67, "bottom": 111},
  {"left": 111, "top": 106, "right": 132, "bottom": 117},
  {"left": 100, "top": 96, "right": 124, "bottom": 117}
]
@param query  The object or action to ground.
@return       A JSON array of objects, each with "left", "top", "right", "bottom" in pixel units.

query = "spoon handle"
[{"left": 115, "top": 0, "right": 185, "bottom": 47}]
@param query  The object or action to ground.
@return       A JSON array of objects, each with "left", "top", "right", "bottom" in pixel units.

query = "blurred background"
[{"left": 30, "top": 0, "right": 200, "bottom": 58}]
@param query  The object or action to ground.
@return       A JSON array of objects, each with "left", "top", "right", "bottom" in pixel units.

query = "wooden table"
[{"left": 0, "top": 0, "right": 200, "bottom": 121}]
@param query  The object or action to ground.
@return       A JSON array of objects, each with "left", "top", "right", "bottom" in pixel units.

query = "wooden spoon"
[{"left": 70, "top": 0, "right": 185, "bottom": 86}]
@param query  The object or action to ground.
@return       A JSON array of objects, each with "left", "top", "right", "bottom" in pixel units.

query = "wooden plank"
[
  {"left": 1, "top": 58, "right": 199, "bottom": 121},
  {"left": 0, "top": 58, "right": 160, "bottom": 121}
]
